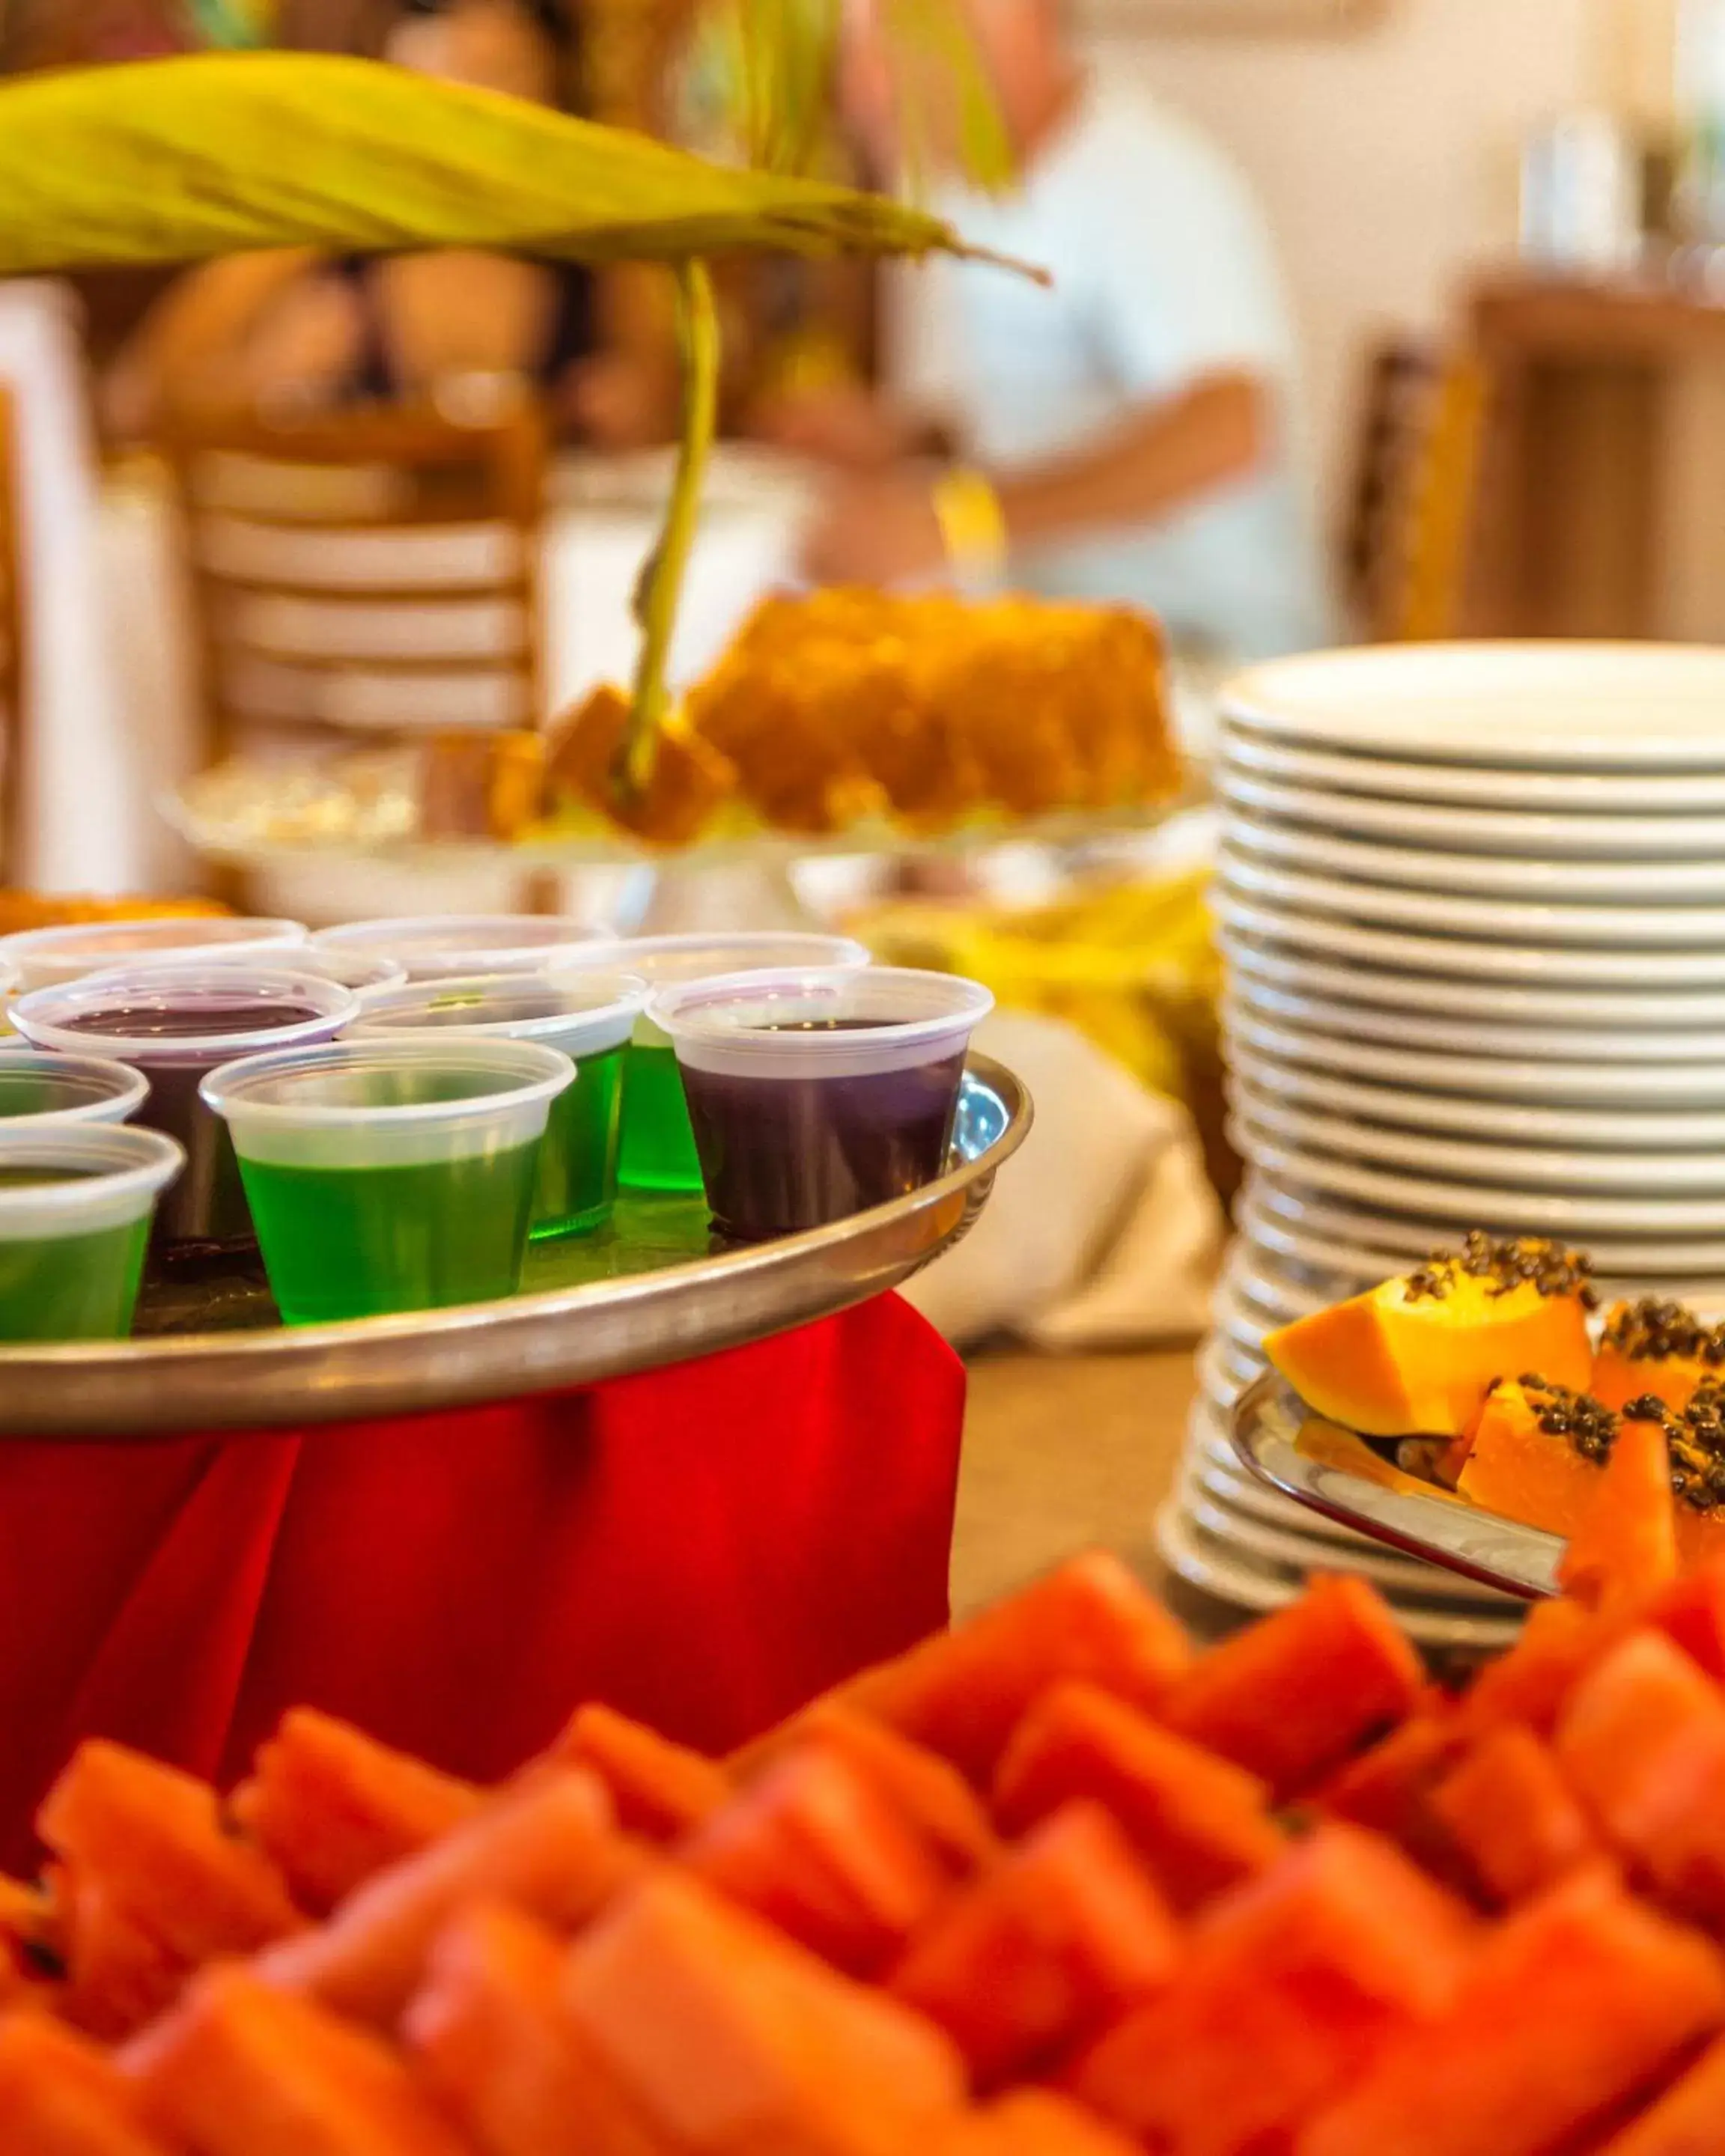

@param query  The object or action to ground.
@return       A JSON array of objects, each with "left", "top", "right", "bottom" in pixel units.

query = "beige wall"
[{"left": 1093, "top": 0, "right": 1600, "bottom": 524}]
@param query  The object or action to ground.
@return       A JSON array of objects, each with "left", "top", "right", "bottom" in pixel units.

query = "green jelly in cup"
[
  {"left": 201, "top": 1039, "right": 574, "bottom": 1325},
  {"left": 0, "top": 1124, "right": 184, "bottom": 1342},
  {"left": 351, "top": 971, "right": 647, "bottom": 1239},
  {"left": 562, "top": 934, "right": 871, "bottom": 1196}
]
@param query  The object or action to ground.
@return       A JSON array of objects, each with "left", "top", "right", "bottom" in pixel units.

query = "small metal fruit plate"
[
  {"left": 1231, "top": 1372, "right": 1565, "bottom": 1601},
  {"left": 0, "top": 1057, "right": 1029, "bottom": 1442}
]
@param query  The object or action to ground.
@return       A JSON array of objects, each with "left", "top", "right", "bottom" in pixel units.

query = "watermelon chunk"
[
  {"left": 1595, "top": 2032, "right": 1725, "bottom": 2155},
  {"left": 1297, "top": 1869, "right": 1725, "bottom": 2156},
  {"left": 563, "top": 1870, "right": 965, "bottom": 2156},
  {"left": 746, "top": 1555, "right": 1192, "bottom": 1788},
  {"left": 780, "top": 1705, "right": 998, "bottom": 1878},
  {"left": 122, "top": 1964, "right": 472, "bottom": 2155},
  {"left": 931, "top": 2092, "right": 1141, "bottom": 2156},
  {"left": 1070, "top": 1824, "right": 1476, "bottom": 2156},
  {"left": 889, "top": 1800, "right": 1181, "bottom": 2086},
  {"left": 993, "top": 1681, "right": 1283, "bottom": 1913},
  {"left": 1156, "top": 1577, "right": 1425, "bottom": 1800},
  {"left": 405, "top": 1899, "right": 658, "bottom": 2156},
  {"left": 0, "top": 2013, "right": 168, "bottom": 2156},
  {"left": 1459, "top": 1597, "right": 1613, "bottom": 1738},
  {"left": 1554, "top": 1631, "right": 1725, "bottom": 1930},
  {"left": 253, "top": 1766, "right": 639, "bottom": 2027},
  {"left": 1429, "top": 1726, "right": 1604, "bottom": 1907},
  {"left": 1643, "top": 1565, "right": 1725, "bottom": 1686},
  {"left": 1557, "top": 1413, "right": 1679, "bottom": 1613},
  {"left": 230, "top": 1709, "right": 483, "bottom": 1916},
  {"left": 550, "top": 1704, "right": 730, "bottom": 1845},
  {"left": 1317, "top": 1719, "right": 1469, "bottom": 1886},
  {"left": 684, "top": 1745, "right": 949, "bottom": 1978}
]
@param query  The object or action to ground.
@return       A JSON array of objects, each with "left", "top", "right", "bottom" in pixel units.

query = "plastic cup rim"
[
  {"left": 563, "top": 932, "right": 871, "bottom": 984},
  {"left": 0, "top": 1051, "right": 151, "bottom": 1126},
  {"left": 311, "top": 915, "right": 608, "bottom": 972},
  {"left": 0, "top": 916, "right": 307, "bottom": 970},
  {"left": 646, "top": 965, "right": 994, "bottom": 1056},
  {"left": 200, "top": 1036, "right": 577, "bottom": 1131},
  {"left": 0, "top": 1123, "right": 186, "bottom": 1214},
  {"left": 195, "top": 947, "right": 410, "bottom": 992},
  {"left": 10, "top": 966, "right": 361, "bottom": 1064},
  {"left": 350, "top": 970, "right": 650, "bottom": 1050}
]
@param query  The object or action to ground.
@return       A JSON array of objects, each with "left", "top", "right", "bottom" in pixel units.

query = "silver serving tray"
[
  {"left": 1231, "top": 1371, "right": 1565, "bottom": 1599},
  {"left": 0, "top": 1057, "right": 1029, "bottom": 1442}
]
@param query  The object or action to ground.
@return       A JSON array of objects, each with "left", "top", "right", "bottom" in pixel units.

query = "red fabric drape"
[{"left": 0, "top": 1293, "right": 964, "bottom": 1873}]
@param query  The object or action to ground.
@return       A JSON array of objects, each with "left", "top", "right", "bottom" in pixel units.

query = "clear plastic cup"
[
  {"left": 0, "top": 916, "right": 308, "bottom": 994},
  {"left": 648, "top": 966, "right": 993, "bottom": 1241},
  {"left": 565, "top": 934, "right": 871, "bottom": 1197},
  {"left": 204, "top": 946, "right": 409, "bottom": 996},
  {"left": 312, "top": 915, "right": 608, "bottom": 983},
  {"left": 0, "top": 1124, "right": 184, "bottom": 1340},
  {"left": 351, "top": 971, "right": 648, "bottom": 1238},
  {"left": 11, "top": 966, "right": 358, "bottom": 1250},
  {"left": 201, "top": 1038, "right": 575, "bottom": 1324},
  {"left": 0, "top": 1052, "right": 149, "bottom": 1127}
]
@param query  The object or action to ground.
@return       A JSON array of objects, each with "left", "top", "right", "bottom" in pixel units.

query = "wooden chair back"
[
  {"left": 0, "top": 385, "right": 23, "bottom": 877},
  {"left": 164, "top": 395, "right": 550, "bottom": 770},
  {"left": 1341, "top": 338, "right": 1489, "bottom": 644}
]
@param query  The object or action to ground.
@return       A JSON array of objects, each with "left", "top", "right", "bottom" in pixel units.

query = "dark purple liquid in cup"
[
  {"left": 679, "top": 1020, "right": 967, "bottom": 1240},
  {"left": 57, "top": 996, "right": 325, "bottom": 1252}
]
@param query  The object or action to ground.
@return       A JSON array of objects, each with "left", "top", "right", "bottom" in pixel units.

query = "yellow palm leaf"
[{"left": 0, "top": 50, "right": 979, "bottom": 274}]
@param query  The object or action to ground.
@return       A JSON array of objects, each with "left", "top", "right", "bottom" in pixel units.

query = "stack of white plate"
[{"left": 1162, "top": 643, "right": 1725, "bottom": 1648}]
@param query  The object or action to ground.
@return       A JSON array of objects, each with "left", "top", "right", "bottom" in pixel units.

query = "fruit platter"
[
  {"left": 13, "top": 1537, "right": 1725, "bottom": 2154},
  {"left": 1234, "top": 1232, "right": 1725, "bottom": 1601}
]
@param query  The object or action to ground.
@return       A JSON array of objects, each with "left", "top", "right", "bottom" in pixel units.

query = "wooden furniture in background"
[
  {"left": 0, "top": 385, "right": 22, "bottom": 875},
  {"left": 1467, "top": 274, "right": 1725, "bottom": 642},
  {"left": 165, "top": 396, "right": 550, "bottom": 773}
]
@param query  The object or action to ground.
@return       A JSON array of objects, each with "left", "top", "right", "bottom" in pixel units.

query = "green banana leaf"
[{"left": 0, "top": 50, "right": 982, "bottom": 275}]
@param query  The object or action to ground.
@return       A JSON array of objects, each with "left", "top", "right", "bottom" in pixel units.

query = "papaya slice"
[
  {"left": 1157, "top": 1576, "right": 1424, "bottom": 1801},
  {"left": 1457, "top": 1378, "right": 1614, "bottom": 1539},
  {"left": 253, "top": 1765, "right": 639, "bottom": 2028},
  {"left": 684, "top": 1744, "right": 949, "bottom": 1978},
  {"left": 123, "top": 1963, "right": 473, "bottom": 2155},
  {"left": 741, "top": 1554, "right": 1192, "bottom": 1788},
  {"left": 1592, "top": 1300, "right": 1725, "bottom": 1416},
  {"left": 1297, "top": 1869, "right": 1725, "bottom": 2156},
  {"left": 1554, "top": 1630, "right": 1725, "bottom": 1931},
  {"left": 1559, "top": 1411, "right": 1680, "bottom": 1613},
  {"left": 1265, "top": 1237, "right": 1593, "bottom": 1439},
  {"left": 1317, "top": 1719, "right": 1471, "bottom": 1889},
  {"left": 52, "top": 1871, "right": 185, "bottom": 2044},
  {"left": 889, "top": 1800, "right": 1180, "bottom": 2088},
  {"left": 562, "top": 1870, "right": 965, "bottom": 2156},
  {"left": 931, "top": 2092, "right": 1140, "bottom": 2156},
  {"left": 0, "top": 2013, "right": 169, "bottom": 2156},
  {"left": 780, "top": 1705, "right": 998, "bottom": 1878},
  {"left": 1069, "top": 1824, "right": 1476, "bottom": 2156},
  {"left": 1458, "top": 1594, "right": 1613, "bottom": 1738},
  {"left": 1644, "top": 1564, "right": 1725, "bottom": 1685},
  {"left": 550, "top": 1704, "right": 729, "bottom": 1845},
  {"left": 993, "top": 1681, "right": 1283, "bottom": 1914},
  {"left": 230, "top": 1709, "right": 484, "bottom": 1916},
  {"left": 1597, "top": 2032, "right": 1725, "bottom": 2155},
  {"left": 405, "top": 1899, "right": 660, "bottom": 2156},
  {"left": 1429, "top": 1725, "right": 1604, "bottom": 1907}
]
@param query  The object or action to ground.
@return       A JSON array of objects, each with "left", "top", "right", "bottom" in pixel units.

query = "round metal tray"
[{"left": 0, "top": 1056, "right": 1029, "bottom": 1441}]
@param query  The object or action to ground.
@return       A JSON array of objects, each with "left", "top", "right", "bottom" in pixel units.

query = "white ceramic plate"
[
  {"left": 1230, "top": 1082, "right": 1725, "bottom": 1194},
  {"left": 1227, "top": 1043, "right": 1725, "bottom": 1150},
  {"left": 1220, "top": 849, "right": 1725, "bottom": 950},
  {"left": 1226, "top": 817, "right": 1725, "bottom": 902},
  {"left": 1212, "top": 887, "right": 1725, "bottom": 988},
  {"left": 1224, "top": 1005, "right": 1725, "bottom": 1106},
  {"left": 1223, "top": 644, "right": 1725, "bottom": 770},
  {"left": 1220, "top": 723, "right": 1725, "bottom": 811},
  {"left": 1226, "top": 975, "right": 1725, "bottom": 1065},
  {"left": 1232, "top": 1126, "right": 1725, "bottom": 1235},
  {"left": 1217, "top": 764, "right": 1725, "bottom": 860},
  {"left": 1221, "top": 934, "right": 1725, "bottom": 1030}
]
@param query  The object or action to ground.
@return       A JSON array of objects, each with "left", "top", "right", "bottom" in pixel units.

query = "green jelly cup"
[
  {"left": 311, "top": 914, "right": 607, "bottom": 984},
  {"left": 350, "top": 970, "right": 648, "bottom": 1239},
  {"left": 201, "top": 1038, "right": 575, "bottom": 1326},
  {"left": 563, "top": 934, "right": 871, "bottom": 1197},
  {"left": 0, "top": 1052, "right": 149, "bottom": 1127},
  {"left": 0, "top": 916, "right": 308, "bottom": 993},
  {"left": 0, "top": 1124, "right": 185, "bottom": 1342}
]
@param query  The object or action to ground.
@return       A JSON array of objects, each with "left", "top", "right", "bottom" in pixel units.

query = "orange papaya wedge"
[
  {"left": 993, "top": 1681, "right": 1283, "bottom": 1914},
  {"left": 0, "top": 2013, "right": 168, "bottom": 2156},
  {"left": 931, "top": 2092, "right": 1141, "bottom": 2156},
  {"left": 1455, "top": 1378, "right": 1613, "bottom": 1540},
  {"left": 230, "top": 1709, "right": 484, "bottom": 1917},
  {"left": 1592, "top": 1300, "right": 1725, "bottom": 1415},
  {"left": 780, "top": 1705, "right": 999, "bottom": 1878},
  {"left": 889, "top": 1801, "right": 1181, "bottom": 2087},
  {"left": 1429, "top": 1725, "right": 1604, "bottom": 1907},
  {"left": 1597, "top": 2031, "right": 1725, "bottom": 2155},
  {"left": 1297, "top": 1869, "right": 1725, "bottom": 2156},
  {"left": 1559, "top": 1411, "right": 1680, "bottom": 1613},
  {"left": 549, "top": 1704, "right": 729, "bottom": 1845},
  {"left": 1266, "top": 1240, "right": 1593, "bottom": 1439},
  {"left": 1317, "top": 1718, "right": 1471, "bottom": 1889}
]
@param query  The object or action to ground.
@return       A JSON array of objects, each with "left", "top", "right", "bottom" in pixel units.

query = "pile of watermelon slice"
[{"left": 9, "top": 1517, "right": 1725, "bottom": 2155}]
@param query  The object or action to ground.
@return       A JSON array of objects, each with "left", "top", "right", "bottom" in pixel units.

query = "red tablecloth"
[{"left": 0, "top": 1293, "right": 964, "bottom": 1874}]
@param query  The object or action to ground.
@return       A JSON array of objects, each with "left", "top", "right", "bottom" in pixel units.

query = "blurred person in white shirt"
[{"left": 773, "top": 0, "right": 1332, "bottom": 663}]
